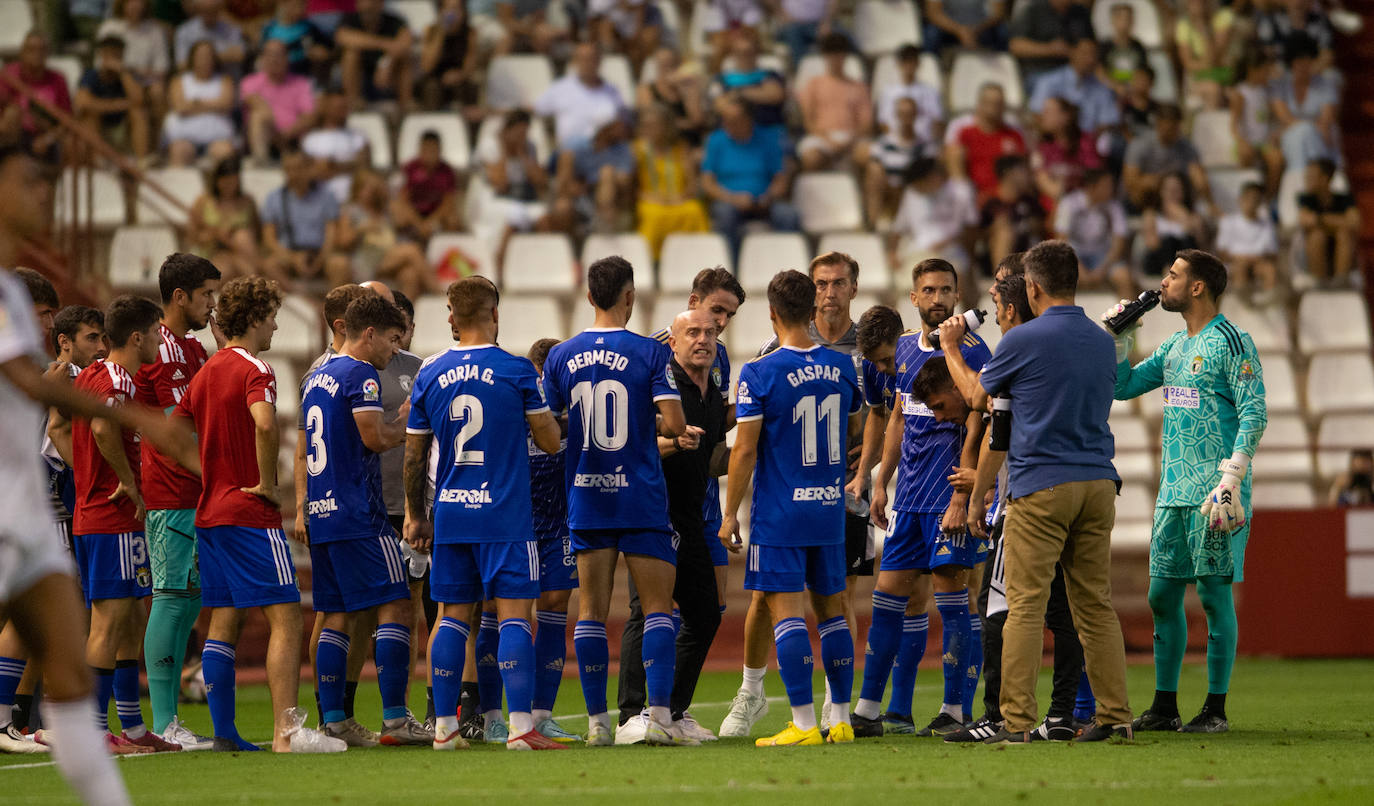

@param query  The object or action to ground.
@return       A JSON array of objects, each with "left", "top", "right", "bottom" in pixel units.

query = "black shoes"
[
  {"left": 1075, "top": 722, "right": 1134, "bottom": 742},
  {"left": 1131, "top": 709, "right": 1183, "bottom": 732},
  {"left": 944, "top": 716, "right": 1003, "bottom": 743},
  {"left": 915, "top": 712, "right": 966, "bottom": 737},
  {"left": 1031, "top": 715, "right": 1079, "bottom": 741},
  {"left": 1180, "top": 707, "right": 1230, "bottom": 734},
  {"left": 850, "top": 712, "right": 885, "bottom": 738}
]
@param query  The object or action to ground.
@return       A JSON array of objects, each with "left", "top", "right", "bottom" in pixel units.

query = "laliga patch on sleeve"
[
  {"left": 665, "top": 364, "right": 678, "bottom": 390},
  {"left": 1239, "top": 359, "right": 1255, "bottom": 381},
  {"left": 362, "top": 378, "right": 380, "bottom": 402},
  {"left": 736, "top": 380, "right": 751, "bottom": 404},
  {"left": 1162, "top": 386, "right": 1200, "bottom": 409}
]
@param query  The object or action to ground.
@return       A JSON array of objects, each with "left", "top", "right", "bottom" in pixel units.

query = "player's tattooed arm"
[{"left": 402, "top": 432, "right": 434, "bottom": 553}]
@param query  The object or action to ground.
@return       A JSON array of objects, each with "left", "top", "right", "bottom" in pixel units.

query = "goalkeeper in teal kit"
[{"left": 1106, "top": 250, "right": 1267, "bottom": 735}]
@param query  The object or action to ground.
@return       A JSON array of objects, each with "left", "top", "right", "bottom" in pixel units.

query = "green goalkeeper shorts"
[
  {"left": 1149, "top": 505, "right": 1250, "bottom": 583},
  {"left": 146, "top": 508, "right": 200, "bottom": 591}
]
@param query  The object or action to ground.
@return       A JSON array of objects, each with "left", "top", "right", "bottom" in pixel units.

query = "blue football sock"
[
  {"left": 92, "top": 667, "right": 114, "bottom": 732},
  {"left": 773, "top": 617, "right": 814, "bottom": 708},
  {"left": 113, "top": 660, "right": 144, "bottom": 732},
  {"left": 962, "top": 614, "right": 983, "bottom": 719},
  {"left": 476, "top": 613, "right": 502, "bottom": 715},
  {"left": 1074, "top": 669, "right": 1097, "bottom": 722},
  {"left": 498, "top": 618, "right": 535, "bottom": 718},
  {"left": 934, "top": 589, "right": 971, "bottom": 714},
  {"left": 671, "top": 608, "right": 682, "bottom": 636},
  {"left": 0, "top": 656, "right": 26, "bottom": 720},
  {"left": 532, "top": 610, "right": 567, "bottom": 713},
  {"left": 430, "top": 618, "right": 470, "bottom": 720},
  {"left": 201, "top": 640, "right": 241, "bottom": 741},
  {"left": 572, "top": 620, "right": 609, "bottom": 717},
  {"left": 642, "top": 612, "right": 676, "bottom": 710},
  {"left": 817, "top": 616, "right": 854, "bottom": 707},
  {"left": 316, "top": 629, "right": 350, "bottom": 725},
  {"left": 858, "top": 591, "right": 908, "bottom": 705},
  {"left": 887, "top": 614, "right": 928, "bottom": 717},
  {"left": 374, "top": 623, "right": 411, "bottom": 721}
]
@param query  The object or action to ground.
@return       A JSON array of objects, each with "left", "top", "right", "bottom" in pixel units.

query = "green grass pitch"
[{"left": 4, "top": 658, "right": 1372, "bottom": 804}]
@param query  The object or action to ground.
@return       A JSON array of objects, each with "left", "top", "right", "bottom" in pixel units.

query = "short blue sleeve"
[
  {"left": 715, "top": 343, "right": 731, "bottom": 402},
  {"left": 347, "top": 362, "right": 383, "bottom": 413},
  {"left": 406, "top": 367, "right": 432, "bottom": 433},
  {"left": 701, "top": 130, "right": 722, "bottom": 177},
  {"left": 843, "top": 359, "right": 862, "bottom": 414},
  {"left": 516, "top": 359, "right": 550, "bottom": 414},
  {"left": 650, "top": 341, "right": 680, "bottom": 401},
  {"left": 861, "top": 360, "right": 887, "bottom": 408},
  {"left": 735, "top": 362, "right": 763, "bottom": 421},
  {"left": 542, "top": 350, "right": 566, "bottom": 414}
]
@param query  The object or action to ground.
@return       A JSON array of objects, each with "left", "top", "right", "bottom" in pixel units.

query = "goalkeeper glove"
[
  {"left": 1100, "top": 300, "right": 1139, "bottom": 363},
  {"left": 1200, "top": 454, "right": 1249, "bottom": 532}
]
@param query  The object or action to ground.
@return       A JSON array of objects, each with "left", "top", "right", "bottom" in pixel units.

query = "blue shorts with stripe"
[
  {"left": 704, "top": 517, "right": 729, "bottom": 568},
  {"left": 883, "top": 511, "right": 976, "bottom": 572},
  {"left": 309, "top": 534, "right": 410, "bottom": 613},
  {"left": 197, "top": 526, "right": 300, "bottom": 608},
  {"left": 569, "top": 527, "right": 678, "bottom": 565},
  {"left": 536, "top": 532, "right": 578, "bottom": 592},
  {"left": 431, "top": 541, "right": 540, "bottom": 604},
  {"left": 72, "top": 531, "right": 151, "bottom": 606},
  {"left": 744, "top": 542, "right": 846, "bottom": 596}
]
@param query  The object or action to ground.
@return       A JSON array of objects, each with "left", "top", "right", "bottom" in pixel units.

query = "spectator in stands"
[
  {"left": 1028, "top": 37, "right": 1120, "bottom": 136},
  {"left": 242, "top": 39, "right": 318, "bottom": 165},
  {"left": 558, "top": 117, "right": 635, "bottom": 233},
  {"left": 536, "top": 42, "right": 627, "bottom": 151},
  {"left": 1140, "top": 171, "right": 1205, "bottom": 278},
  {"left": 1008, "top": 0, "right": 1094, "bottom": 91},
  {"left": 1230, "top": 52, "right": 1284, "bottom": 198},
  {"left": 589, "top": 0, "right": 666, "bottom": 72},
  {"left": 1120, "top": 64, "right": 1158, "bottom": 140},
  {"left": 418, "top": 0, "right": 480, "bottom": 115},
  {"left": 773, "top": 0, "right": 848, "bottom": 71},
  {"left": 188, "top": 156, "right": 262, "bottom": 280},
  {"left": 923, "top": 0, "right": 1009, "bottom": 53},
  {"left": 945, "top": 83, "right": 1026, "bottom": 201},
  {"left": 1053, "top": 168, "right": 1130, "bottom": 294},
  {"left": 392, "top": 130, "right": 463, "bottom": 242},
  {"left": 0, "top": 32, "right": 72, "bottom": 162},
  {"left": 1174, "top": 0, "right": 1238, "bottom": 109},
  {"left": 886, "top": 156, "right": 978, "bottom": 291},
  {"left": 98, "top": 0, "right": 171, "bottom": 121},
  {"left": 1256, "top": 0, "right": 1334, "bottom": 73},
  {"left": 494, "top": 0, "right": 565, "bottom": 55},
  {"left": 338, "top": 167, "right": 433, "bottom": 299},
  {"left": 1216, "top": 182, "right": 1280, "bottom": 302},
  {"left": 302, "top": 88, "right": 371, "bottom": 204},
  {"left": 1271, "top": 33, "right": 1340, "bottom": 174},
  {"left": 44, "top": 1, "right": 108, "bottom": 49},
  {"left": 260, "top": 0, "right": 333, "bottom": 81},
  {"left": 162, "top": 40, "right": 239, "bottom": 166},
  {"left": 76, "top": 36, "right": 151, "bottom": 163},
  {"left": 711, "top": 31, "right": 787, "bottom": 135},
  {"left": 796, "top": 33, "right": 873, "bottom": 172},
  {"left": 637, "top": 47, "right": 709, "bottom": 147},
  {"left": 479, "top": 109, "right": 573, "bottom": 262},
  {"left": 262, "top": 147, "right": 348, "bottom": 286},
  {"left": 1122, "top": 104, "right": 1214, "bottom": 213},
  {"left": 337, "top": 0, "right": 415, "bottom": 111},
  {"left": 875, "top": 44, "right": 943, "bottom": 147},
  {"left": 1099, "top": 2, "right": 1147, "bottom": 92},
  {"left": 866, "top": 97, "right": 922, "bottom": 228},
  {"left": 306, "top": 0, "right": 355, "bottom": 36},
  {"left": 174, "top": 0, "right": 248, "bottom": 76},
  {"left": 700, "top": 95, "right": 799, "bottom": 260},
  {"left": 1329, "top": 449, "right": 1374, "bottom": 508},
  {"left": 633, "top": 103, "right": 710, "bottom": 259},
  {"left": 983, "top": 154, "right": 1046, "bottom": 271},
  {"left": 1297, "top": 157, "right": 1359, "bottom": 286},
  {"left": 701, "top": 0, "right": 764, "bottom": 72},
  {"left": 1032, "top": 96, "right": 1103, "bottom": 200}
]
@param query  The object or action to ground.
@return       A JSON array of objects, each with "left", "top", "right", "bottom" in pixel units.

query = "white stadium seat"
[
  {"left": 794, "top": 53, "right": 866, "bottom": 88},
  {"left": 1296, "top": 291, "right": 1372, "bottom": 353},
  {"left": 396, "top": 113, "right": 471, "bottom": 169},
  {"left": 948, "top": 52, "right": 1023, "bottom": 113},
  {"left": 391, "top": 0, "right": 437, "bottom": 34},
  {"left": 1090, "top": 0, "right": 1163, "bottom": 49},
  {"left": 272, "top": 293, "right": 324, "bottom": 362},
  {"left": 1251, "top": 482, "right": 1316, "bottom": 509},
  {"left": 659, "top": 233, "right": 732, "bottom": 293},
  {"left": 0, "top": 1, "right": 34, "bottom": 54},
  {"left": 474, "top": 113, "right": 554, "bottom": 167},
  {"left": 240, "top": 167, "right": 283, "bottom": 209},
  {"left": 56, "top": 169, "right": 126, "bottom": 229},
  {"left": 1317, "top": 414, "right": 1374, "bottom": 477},
  {"left": 498, "top": 296, "right": 567, "bottom": 354},
  {"left": 1146, "top": 49, "right": 1178, "bottom": 104},
  {"left": 47, "top": 56, "right": 82, "bottom": 93},
  {"left": 268, "top": 359, "right": 300, "bottom": 420},
  {"left": 135, "top": 167, "right": 202, "bottom": 227},
  {"left": 852, "top": 0, "right": 922, "bottom": 56},
  {"left": 486, "top": 55, "right": 555, "bottom": 111},
  {"left": 1258, "top": 354, "right": 1299, "bottom": 413},
  {"left": 1135, "top": 303, "right": 1180, "bottom": 354},
  {"left": 1306, "top": 353, "right": 1374, "bottom": 418},
  {"left": 1252, "top": 414, "right": 1313, "bottom": 482},
  {"left": 818, "top": 232, "right": 891, "bottom": 291},
  {"left": 1192, "top": 110, "right": 1239, "bottom": 168},
  {"left": 870, "top": 53, "right": 944, "bottom": 108},
  {"left": 426, "top": 232, "right": 498, "bottom": 279},
  {"left": 737, "top": 232, "right": 810, "bottom": 293},
  {"left": 347, "top": 112, "right": 393, "bottom": 170},
  {"left": 559, "top": 54, "right": 635, "bottom": 107},
  {"left": 1115, "top": 483, "right": 1155, "bottom": 523},
  {"left": 411, "top": 294, "right": 456, "bottom": 358},
  {"left": 1112, "top": 520, "right": 1153, "bottom": 550},
  {"left": 108, "top": 226, "right": 178, "bottom": 289},
  {"left": 569, "top": 294, "right": 647, "bottom": 335},
  {"left": 727, "top": 300, "right": 778, "bottom": 356},
  {"left": 793, "top": 172, "right": 863, "bottom": 233},
  {"left": 502, "top": 233, "right": 577, "bottom": 293},
  {"left": 581, "top": 233, "right": 656, "bottom": 292},
  {"left": 1111, "top": 415, "right": 1152, "bottom": 451},
  {"left": 1208, "top": 167, "right": 1261, "bottom": 215},
  {"left": 1219, "top": 299, "right": 1291, "bottom": 353}
]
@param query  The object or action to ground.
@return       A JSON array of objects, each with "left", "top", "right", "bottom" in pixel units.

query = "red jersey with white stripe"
[
  {"left": 135, "top": 324, "right": 209, "bottom": 510},
  {"left": 175, "top": 346, "right": 282, "bottom": 529},
  {"left": 72, "top": 360, "right": 142, "bottom": 535}
]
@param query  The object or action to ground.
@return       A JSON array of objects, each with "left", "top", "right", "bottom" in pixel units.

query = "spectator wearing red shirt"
[
  {"left": 0, "top": 32, "right": 73, "bottom": 161},
  {"left": 944, "top": 83, "right": 1025, "bottom": 201},
  {"left": 1032, "top": 95, "right": 1102, "bottom": 203},
  {"left": 392, "top": 131, "right": 462, "bottom": 242}
]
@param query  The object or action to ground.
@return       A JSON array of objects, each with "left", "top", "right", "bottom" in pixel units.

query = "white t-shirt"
[
  {"left": 533, "top": 75, "right": 626, "bottom": 150},
  {"left": 302, "top": 127, "right": 370, "bottom": 203},
  {"left": 892, "top": 179, "right": 978, "bottom": 251},
  {"left": 1216, "top": 211, "right": 1278, "bottom": 257},
  {"left": 877, "top": 81, "right": 944, "bottom": 144},
  {"left": 1054, "top": 190, "right": 1127, "bottom": 256}
]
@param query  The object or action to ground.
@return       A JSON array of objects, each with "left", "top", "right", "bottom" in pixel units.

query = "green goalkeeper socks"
[
  {"left": 1196, "top": 576, "right": 1237, "bottom": 697},
  {"left": 1147, "top": 577, "right": 1188, "bottom": 695},
  {"left": 145, "top": 591, "right": 202, "bottom": 734}
]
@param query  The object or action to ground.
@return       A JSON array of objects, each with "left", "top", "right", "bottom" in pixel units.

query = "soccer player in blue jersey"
[
  {"left": 862, "top": 258, "right": 991, "bottom": 738},
  {"left": 720, "top": 269, "right": 862, "bottom": 747},
  {"left": 403, "top": 277, "right": 565, "bottom": 751},
  {"left": 302, "top": 295, "right": 432, "bottom": 747},
  {"left": 541, "top": 255, "right": 689, "bottom": 747}
]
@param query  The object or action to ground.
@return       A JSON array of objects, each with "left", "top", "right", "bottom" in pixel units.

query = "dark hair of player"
[
  {"left": 15, "top": 267, "right": 58, "bottom": 309},
  {"left": 767, "top": 270, "right": 816, "bottom": 327},
  {"left": 912, "top": 257, "right": 958, "bottom": 290},
  {"left": 324, "top": 283, "right": 369, "bottom": 329},
  {"left": 343, "top": 294, "right": 407, "bottom": 339},
  {"left": 994, "top": 273, "right": 1035, "bottom": 324},
  {"left": 392, "top": 289, "right": 414, "bottom": 323},
  {"left": 691, "top": 266, "right": 746, "bottom": 305},
  {"left": 996, "top": 251, "right": 1025, "bottom": 278},
  {"left": 809, "top": 251, "right": 859, "bottom": 283},
  {"left": 52, "top": 305, "right": 104, "bottom": 354},
  {"left": 104, "top": 295, "right": 163, "bottom": 348},
  {"left": 586, "top": 255, "right": 635, "bottom": 311},
  {"left": 1176, "top": 248, "right": 1228, "bottom": 302},
  {"left": 527, "top": 338, "right": 560, "bottom": 373},
  {"left": 217, "top": 277, "right": 282, "bottom": 339},
  {"left": 158, "top": 252, "right": 222, "bottom": 304},
  {"left": 911, "top": 355, "right": 954, "bottom": 404},
  {"left": 1023, "top": 240, "right": 1080, "bottom": 299},
  {"left": 856, "top": 305, "right": 903, "bottom": 358},
  {"left": 447, "top": 276, "right": 500, "bottom": 329}
]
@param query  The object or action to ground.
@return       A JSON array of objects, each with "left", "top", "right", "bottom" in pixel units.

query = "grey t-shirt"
[
  {"left": 1124, "top": 132, "right": 1200, "bottom": 177},
  {"left": 378, "top": 350, "right": 422, "bottom": 517}
]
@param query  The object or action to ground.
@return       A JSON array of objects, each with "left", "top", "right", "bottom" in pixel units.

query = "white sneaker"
[
  {"left": 614, "top": 712, "right": 648, "bottom": 745},
  {"left": 820, "top": 699, "right": 833, "bottom": 733},
  {"left": 585, "top": 722, "right": 613, "bottom": 747},
  {"left": 0, "top": 723, "right": 47, "bottom": 754},
  {"left": 674, "top": 713, "right": 717, "bottom": 743},
  {"left": 645, "top": 716, "right": 699, "bottom": 746},
  {"left": 282, "top": 706, "right": 346, "bottom": 753},
  {"left": 161, "top": 716, "right": 214, "bottom": 751},
  {"left": 718, "top": 688, "right": 768, "bottom": 738}
]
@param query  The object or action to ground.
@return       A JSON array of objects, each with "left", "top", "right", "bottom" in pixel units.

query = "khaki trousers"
[{"left": 999, "top": 479, "right": 1132, "bottom": 731}]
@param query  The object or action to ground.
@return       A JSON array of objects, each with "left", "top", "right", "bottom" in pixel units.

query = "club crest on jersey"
[
  {"left": 711, "top": 366, "right": 722, "bottom": 388},
  {"left": 1191, "top": 356, "right": 1204, "bottom": 374},
  {"left": 362, "top": 378, "right": 380, "bottom": 402}
]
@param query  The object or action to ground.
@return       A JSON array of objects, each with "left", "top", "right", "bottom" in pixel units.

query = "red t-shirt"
[
  {"left": 176, "top": 346, "right": 282, "bottom": 529},
  {"left": 72, "top": 361, "right": 142, "bottom": 536},
  {"left": 956, "top": 122, "right": 1026, "bottom": 199},
  {"left": 135, "top": 324, "right": 209, "bottom": 510},
  {"left": 402, "top": 158, "right": 457, "bottom": 218},
  {"left": 0, "top": 64, "right": 72, "bottom": 134}
]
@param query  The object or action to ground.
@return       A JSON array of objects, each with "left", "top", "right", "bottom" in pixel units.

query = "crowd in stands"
[{"left": 0, "top": 0, "right": 1363, "bottom": 302}]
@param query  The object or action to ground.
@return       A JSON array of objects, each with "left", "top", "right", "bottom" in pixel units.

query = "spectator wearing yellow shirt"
[{"left": 634, "top": 104, "right": 709, "bottom": 258}]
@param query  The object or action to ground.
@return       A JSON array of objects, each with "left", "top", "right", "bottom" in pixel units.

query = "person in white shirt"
[
  {"left": 1215, "top": 181, "right": 1279, "bottom": 303},
  {"left": 300, "top": 89, "right": 372, "bottom": 204},
  {"left": 886, "top": 156, "right": 978, "bottom": 288},
  {"left": 876, "top": 44, "right": 944, "bottom": 146},
  {"left": 865, "top": 96, "right": 921, "bottom": 228},
  {"left": 533, "top": 42, "right": 627, "bottom": 152},
  {"left": 1053, "top": 168, "right": 1131, "bottom": 295}
]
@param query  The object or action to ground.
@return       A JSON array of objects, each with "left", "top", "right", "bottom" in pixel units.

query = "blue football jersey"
[
  {"left": 543, "top": 328, "right": 680, "bottom": 531},
  {"left": 861, "top": 358, "right": 897, "bottom": 411},
  {"left": 529, "top": 432, "right": 567, "bottom": 539},
  {"left": 407, "top": 345, "right": 550, "bottom": 543},
  {"left": 302, "top": 355, "right": 390, "bottom": 543},
  {"left": 654, "top": 328, "right": 730, "bottom": 523},
  {"left": 736, "top": 345, "right": 861, "bottom": 547},
  {"left": 891, "top": 330, "right": 991, "bottom": 513}
]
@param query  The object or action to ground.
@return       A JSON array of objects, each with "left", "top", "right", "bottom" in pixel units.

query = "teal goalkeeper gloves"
[
  {"left": 1200, "top": 454, "right": 1249, "bottom": 532},
  {"left": 1100, "top": 299, "right": 1139, "bottom": 363}
]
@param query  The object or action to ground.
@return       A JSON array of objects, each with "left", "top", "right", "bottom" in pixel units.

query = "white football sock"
[
  {"left": 531, "top": 708, "right": 552, "bottom": 724},
  {"left": 45, "top": 698, "right": 132, "bottom": 806},
  {"left": 509, "top": 711, "right": 532, "bottom": 735},
  {"left": 483, "top": 709, "right": 501, "bottom": 729},
  {"left": 940, "top": 703, "right": 964, "bottom": 722},
  {"left": 790, "top": 704, "right": 817, "bottom": 732},
  {"left": 829, "top": 703, "right": 851, "bottom": 725},
  {"left": 854, "top": 698, "right": 882, "bottom": 720},
  {"left": 741, "top": 665, "right": 766, "bottom": 697}
]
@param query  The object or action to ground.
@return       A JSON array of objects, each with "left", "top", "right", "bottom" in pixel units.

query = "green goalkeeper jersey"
[{"left": 1114, "top": 314, "right": 1268, "bottom": 507}]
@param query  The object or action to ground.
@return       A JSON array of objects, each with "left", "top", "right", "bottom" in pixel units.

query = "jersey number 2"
[
  {"left": 450, "top": 394, "right": 484, "bottom": 465},
  {"left": 793, "top": 393, "right": 841, "bottom": 466}
]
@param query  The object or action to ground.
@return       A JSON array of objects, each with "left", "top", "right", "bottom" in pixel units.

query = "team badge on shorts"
[{"left": 136, "top": 566, "right": 152, "bottom": 588}]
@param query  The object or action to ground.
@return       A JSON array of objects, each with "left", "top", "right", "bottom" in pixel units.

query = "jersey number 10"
[
  {"left": 794, "top": 393, "right": 842, "bottom": 466},
  {"left": 570, "top": 379, "right": 629, "bottom": 452}
]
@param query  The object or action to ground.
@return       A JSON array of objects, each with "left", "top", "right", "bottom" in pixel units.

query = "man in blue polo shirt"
[
  {"left": 938, "top": 240, "right": 1132, "bottom": 744},
  {"left": 700, "top": 96, "right": 800, "bottom": 261}
]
